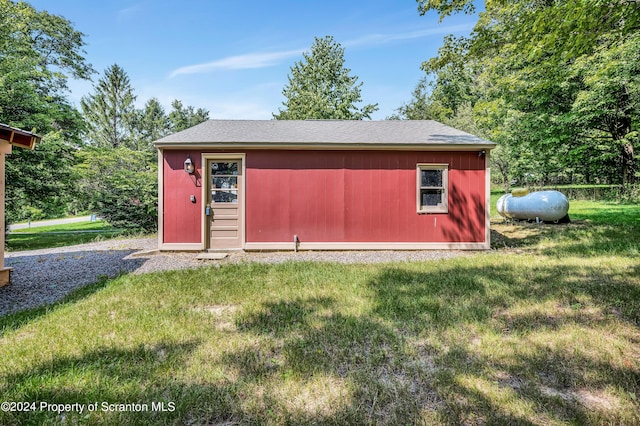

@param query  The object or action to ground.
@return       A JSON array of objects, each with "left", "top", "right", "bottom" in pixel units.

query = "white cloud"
[
  {"left": 117, "top": 3, "right": 144, "bottom": 21},
  {"left": 169, "top": 49, "right": 304, "bottom": 78},
  {"left": 168, "top": 22, "right": 473, "bottom": 79},
  {"left": 343, "top": 23, "right": 474, "bottom": 48}
]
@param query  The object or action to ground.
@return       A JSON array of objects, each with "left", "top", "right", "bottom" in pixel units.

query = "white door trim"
[{"left": 201, "top": 153, "right": 246, "bottom": 250}]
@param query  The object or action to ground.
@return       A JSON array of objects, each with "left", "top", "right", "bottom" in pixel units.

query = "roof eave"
[
  {"left": 154, "top": 141, "right": 496, "bottom": 151},
  {"left": 0, "top": 123, "right": 42, "bottom": 150}
]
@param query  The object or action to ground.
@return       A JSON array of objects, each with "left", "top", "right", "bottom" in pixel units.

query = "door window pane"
[
  {"left": 211, "top": 162, "right": 238, "bottom": 175},
  {"left": 211, "top": 160, "right": 240, "bottom": 203},
  {"left": 212, "top": 190, "right": 238, "bottom": 203},
  {"left": 213, "top": 177, "right": 238, "bottom": 189}
]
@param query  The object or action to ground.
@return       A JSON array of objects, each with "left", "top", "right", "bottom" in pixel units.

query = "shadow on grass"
[
  {"left": 3, "top": 297, "right": 441, "bottom": 424},
  {"left": 0, "top": 340, "right": 239, "bottom": 425},
  {"left": 195, "top": 254, "right": 640, "bottom": 424},
  {"left": 368, "top": 262, "right": 640, "bottom": 424},
  {"left": 3, "top": 249, "right": 639, "bottom": 424},
  {"left": 1, "top": 249, "right": 147, "bottom": 333},
  {"left": 491, "top": 221, "right": 640, "bottom": 257},
  {"left": 231, "top": 296, "right": 442, "bottom": 424},
  {"left": 0, "top": 276, "right": 112, "bottom": 337}
]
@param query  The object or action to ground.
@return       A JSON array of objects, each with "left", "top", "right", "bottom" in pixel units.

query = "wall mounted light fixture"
[
  {"left": 478, "top": 150, "right": 486, "bottom": 158},
  {"left": 184, "top": 155, "right": 195, "bottom": 174}
]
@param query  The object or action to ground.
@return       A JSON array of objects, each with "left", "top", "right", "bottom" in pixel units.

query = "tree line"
[
  {"left": 2, "top": 0, "right": 637, "bottom": 232},
  {"left": 0, "top": 0, "right": 208, "bottom": 230},
  {"left": 397, "top": 0, "right": 639, "bottom": 193},
  {"left": 0, "top": 0, "right": 375, "bottom": 232},
  {"left": 274, "top": 11, "right": 638, "bottom": 194},
  {"left": 75, "top": 64, "right": 209, "bottom": 231}
]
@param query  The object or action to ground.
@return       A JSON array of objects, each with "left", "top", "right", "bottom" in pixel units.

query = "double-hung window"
[{"left": 417, "top": 164, "right": 448, "bottom": 213}]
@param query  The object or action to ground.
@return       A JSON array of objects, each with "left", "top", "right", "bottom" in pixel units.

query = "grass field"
[
  {"left": 9, "top": 220, "right": 114, "bottom": 234},
  {"left": 1, "top": 200, "right": 638, "bottom": 425},
  {"left": 6, "top": 220, "right": 124, "bottom": 252}
]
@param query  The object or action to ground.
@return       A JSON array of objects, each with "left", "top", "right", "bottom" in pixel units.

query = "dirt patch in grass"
[
  {"left": 193, "top": 304, "right": 241, "bottom": 331},
  {"left": 196, "top": 304, "right": 240, "bottom": 316},
  {"left": 575, "top": 389, "right": 622, "bottom": 411},
  {"left": 539, "top": 385, "right": 623, "bottom": 411}
]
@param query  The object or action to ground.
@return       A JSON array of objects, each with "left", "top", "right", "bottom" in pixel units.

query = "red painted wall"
[
  {"left": 246, "top": 150, "right": 486, "bottom": 243},
  {"left": 161, "top": 149, "right": 487, "bottom": 244},
  {"left": 162, "top": 150, "right": 203, "bottom": 244}
]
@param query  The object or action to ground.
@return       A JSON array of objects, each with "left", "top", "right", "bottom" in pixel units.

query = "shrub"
[{"left": 76, "top": 148, "right": 157, "bottom": 232}]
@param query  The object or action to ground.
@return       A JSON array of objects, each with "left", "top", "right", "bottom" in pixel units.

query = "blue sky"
[{"left": 28, "top": 1, "right": 478, "bottom": 120}]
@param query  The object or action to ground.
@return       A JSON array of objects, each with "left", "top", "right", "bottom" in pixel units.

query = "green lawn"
[
  {"left": 6, "top": 220, "right": 124, "bottom": 252},
  {"left": 1, "top": 202, "right": 639, "bottom": 425},
  {"left": 10, "top": 220, "right": 114, "bottom": 234}
]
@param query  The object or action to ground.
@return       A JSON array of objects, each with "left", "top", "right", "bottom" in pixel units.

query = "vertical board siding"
[
  {"left": 161, "top": 149, "right": 486, "bottom": 245},
  {"left": 246, "top": 150, "right": 486, "bottom": 243},
  {"left": 162, "top": 150, "right": 203, "bottom": 244}
]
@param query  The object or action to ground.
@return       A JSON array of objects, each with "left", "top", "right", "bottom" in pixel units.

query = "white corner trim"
[
  {"left": 485, "top": 151, "right": 492, "bottom": 249},
  {"left": 157, "top": 148, "right": 164, "bottom": 250}
]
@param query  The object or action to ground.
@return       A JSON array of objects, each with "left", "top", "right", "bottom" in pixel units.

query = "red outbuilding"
[{"left": 154, "top": 120, "right": 495, "bottom": 251}]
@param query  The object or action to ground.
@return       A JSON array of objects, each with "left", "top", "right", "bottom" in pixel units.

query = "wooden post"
[
  {"left": 0, "top": 124, "right": 40, "bottom": 286},
  {"left": 0, "top": 142, "right": 13, "bottom": 286}
]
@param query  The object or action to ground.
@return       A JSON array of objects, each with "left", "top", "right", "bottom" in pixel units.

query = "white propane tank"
[{"left": 496, "top": 190, "right": 569, "bottom": 222}]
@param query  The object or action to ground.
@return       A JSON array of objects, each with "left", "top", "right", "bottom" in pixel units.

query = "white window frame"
[{"left": 417, "top": 163, "right": 448, "bottom": 214}]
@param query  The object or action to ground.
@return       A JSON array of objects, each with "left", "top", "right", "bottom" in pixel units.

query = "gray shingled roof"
[{"left": 154, "top": 120, "right": 495, "bottom": 148}]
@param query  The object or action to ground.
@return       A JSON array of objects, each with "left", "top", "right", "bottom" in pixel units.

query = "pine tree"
[
  {"left": 274, "top": 36, "right": 378, "bottom": 120},
  {"left": 168, "top": 99, "right": 209, "bottom": 132},
  {"left": 133, "top": 98, "right": 170, "bottom": 150},
  {"left": 80, "top": 64, "right": 136, "bottom": 148}
]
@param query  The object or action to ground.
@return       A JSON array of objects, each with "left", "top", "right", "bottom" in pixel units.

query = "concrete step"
[{"left": 196, "top": 253, "right": 228, "bottom": 260}]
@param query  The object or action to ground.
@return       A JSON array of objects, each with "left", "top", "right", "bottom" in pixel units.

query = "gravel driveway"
[{"left": 1, "top": 237, "right": 468, "bottom": 317}]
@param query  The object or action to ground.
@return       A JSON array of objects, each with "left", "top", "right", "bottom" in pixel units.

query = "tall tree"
[
  {"left": 416, "top": 0, "right": 640, "bottom": 188},
  {"left": 0, "top": 0, "right": 93, "bottom": 135},
  {"left": 0, "top": 0, "right": 93, "bottom": 222},
  {"left": 132, "top": 97, "right": 169, "bottom": 151},
  {"left": 570, "top": 33, "right": 640, "bottom": 186},
  {"left": 168, "top": 99, "right": 209, "bottom": 132},
  {"left": 80, "top": 64, "right": 137, "bottom": 148},
  {"left": 274, "top": 36, "right": 378, "bottom": 120},
  {"left": 392, "top": 59, "right": 476, "bottom": 122}
]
